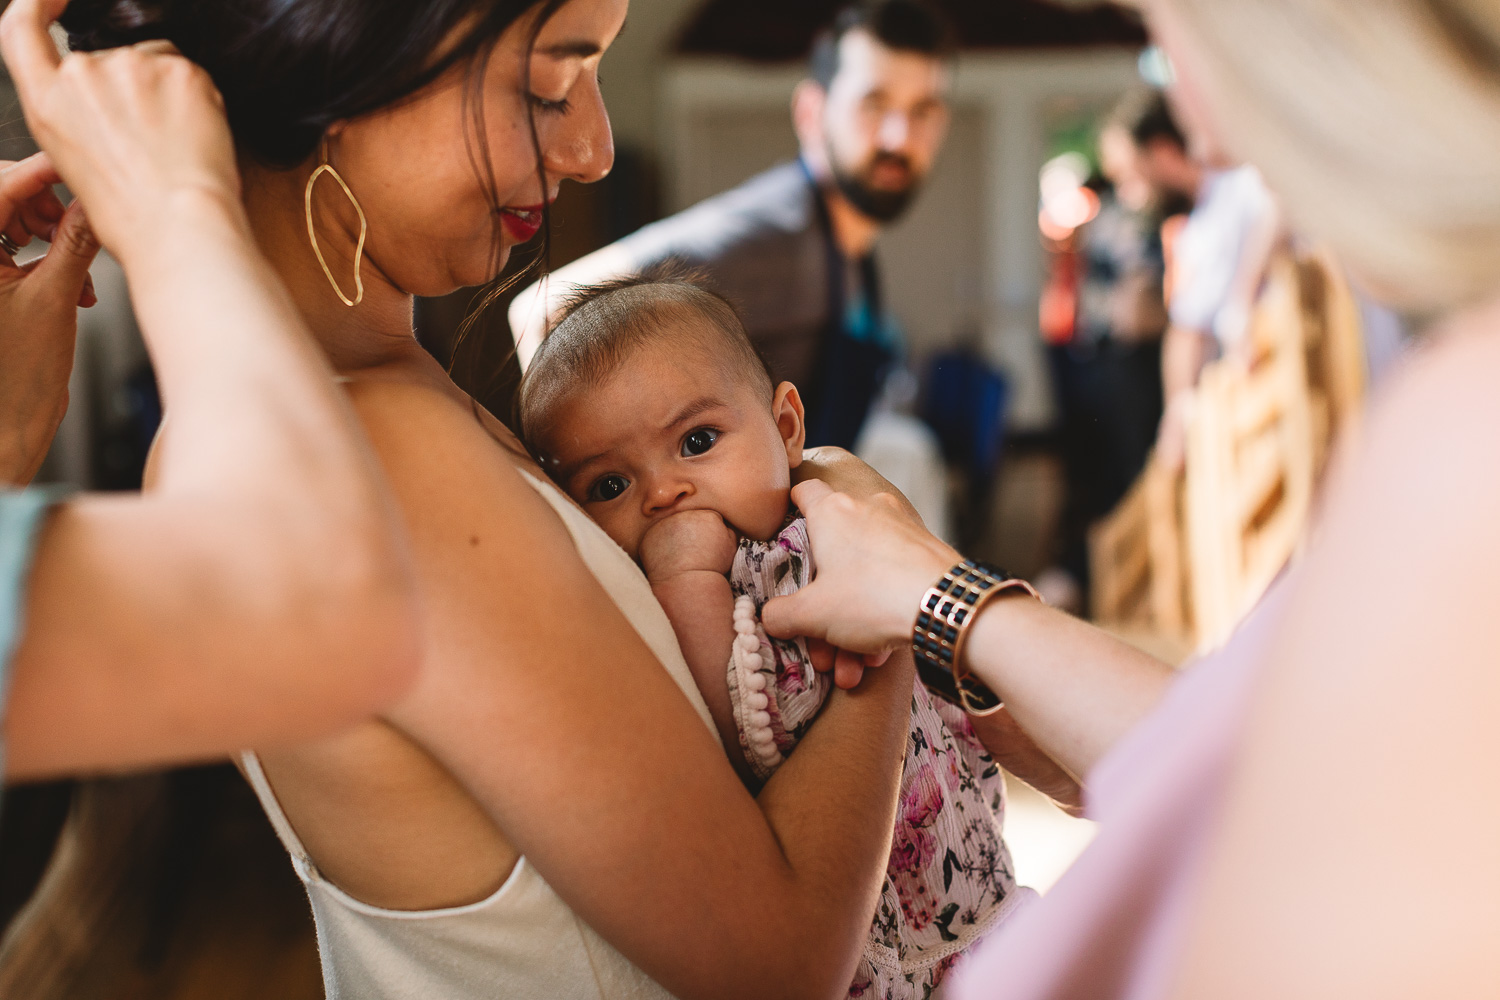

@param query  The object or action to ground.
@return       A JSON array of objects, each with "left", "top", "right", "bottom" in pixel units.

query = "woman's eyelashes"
[
  {"left": 587, "top": 474, "right": 629, "bottom": 503},
  {"left": 528, "top": 93, "right": 573, "bottom": 115},
  {"left": 681, "top": 428, "right": 719, "bottom": 457}
]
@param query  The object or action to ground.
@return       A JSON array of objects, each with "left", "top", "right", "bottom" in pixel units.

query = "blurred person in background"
[
  {"left": 0, "top": 0, "right": 419, "bottom": 782},
  {"left": 1132, "top": 81, "right": 1280, "bottom": 467},
  {"left": 1039, "top": 92, "right": 1178, "bottom": 611},
  {"left": 757, "top": 0, "right": 1500, "bottom": 995},
  {"left": 511, "top": 0, "right": 953, "bottom": 454}
]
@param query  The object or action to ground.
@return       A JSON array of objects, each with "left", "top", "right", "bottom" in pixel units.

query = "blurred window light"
[
  {"left": 1040, "top": 151, "right": 1091, "bottom": 200},
  {"left": 1039, "top": 152, "right": 1100, "bottom": 241},
  {"left": 1138, "top": 45, "right": 1177, "bottom": 88}
]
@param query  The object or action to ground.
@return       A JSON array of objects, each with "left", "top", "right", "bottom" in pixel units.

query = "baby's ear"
[{"left": 773, "top": 382, "right": 807, "bottom": 468}]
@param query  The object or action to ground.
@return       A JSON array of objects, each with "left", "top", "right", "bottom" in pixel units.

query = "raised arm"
[
  {"left": 763, "top": 478, "right": 1174, "bottom": 784},
  {"left": 0, "top": 0, "right": 419, "bottom": 778}
]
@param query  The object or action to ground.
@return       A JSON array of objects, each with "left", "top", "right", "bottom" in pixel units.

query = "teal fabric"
[{"left": 0, "top": 487, "right": 69, "bottom": 782}]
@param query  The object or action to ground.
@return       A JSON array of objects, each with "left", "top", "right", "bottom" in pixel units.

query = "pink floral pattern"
[{"left": 729, "top": 518, "right": 1019, "bottom": 999}]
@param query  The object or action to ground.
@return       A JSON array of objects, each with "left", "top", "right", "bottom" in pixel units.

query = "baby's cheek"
[
  {"left": 594, "top": 507, "right": 644, "bottom": 560},
  {"left": 719, "top": 478, "right": 794, "bottom": 542}
]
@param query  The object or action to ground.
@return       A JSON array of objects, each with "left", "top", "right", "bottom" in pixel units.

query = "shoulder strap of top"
[{"left": 240, "top": 750, "right": 314, "bottom": 866}]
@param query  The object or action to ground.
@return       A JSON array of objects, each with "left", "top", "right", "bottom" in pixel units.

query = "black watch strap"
[{"left": 913, "top": 559, "right": 1038, "bottom": 716}]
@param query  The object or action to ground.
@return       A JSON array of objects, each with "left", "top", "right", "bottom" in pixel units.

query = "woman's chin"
[
  {"left": 397, "top": 242, "right": 526, "bottom": 296},
  {"left": 445, "top": 246, "right": 518, "bottom": 292}
]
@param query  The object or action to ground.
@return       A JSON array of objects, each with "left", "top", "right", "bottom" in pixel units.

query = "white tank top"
[{"left": 244, "top": 470, "right": 715, "bottom": 999}]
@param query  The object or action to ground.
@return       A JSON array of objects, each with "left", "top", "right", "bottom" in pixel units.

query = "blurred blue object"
[{"left": 920, "top": 351, "right": 1011, "bottom": 484}]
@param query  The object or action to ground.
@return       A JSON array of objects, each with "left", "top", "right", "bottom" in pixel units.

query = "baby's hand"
[{"left": 640, "top": 510, "right": 738, "bottom": 583}]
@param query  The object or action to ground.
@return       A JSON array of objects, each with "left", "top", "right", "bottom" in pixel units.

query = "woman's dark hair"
[
  {"left": 60, "top": 0, "right": 571, "bottom": 402},
  {"left": 60, "top": 0, "right": 560, "bottom": 168}
]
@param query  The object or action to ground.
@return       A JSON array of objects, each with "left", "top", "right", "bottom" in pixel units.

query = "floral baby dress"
[{"left": 726, "top": 518, "right": 1029, "bottom": 999}]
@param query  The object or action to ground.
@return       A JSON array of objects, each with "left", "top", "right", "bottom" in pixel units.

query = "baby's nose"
[{"left": 644, "top": 476, "right": 693, "bottom": 514}]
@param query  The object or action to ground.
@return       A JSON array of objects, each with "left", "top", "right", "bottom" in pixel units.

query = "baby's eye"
[
  {"left": 587, "top": 475, "right": 630, "bottom": 503},
  {"left": 682, "top": 428, "right": 719, "bottom": 457}
]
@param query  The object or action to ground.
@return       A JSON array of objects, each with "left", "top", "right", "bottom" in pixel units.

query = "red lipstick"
[{"left": 500, "top": 204, "right": 545, "bottom": 243}]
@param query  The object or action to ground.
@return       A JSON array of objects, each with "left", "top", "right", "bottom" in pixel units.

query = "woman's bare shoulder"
[
  {"left": 341, "top": 376, "right": 528, "bottom": 469},
  {"left": 336, "top": 376, "right": 579, "bottom": 565}
]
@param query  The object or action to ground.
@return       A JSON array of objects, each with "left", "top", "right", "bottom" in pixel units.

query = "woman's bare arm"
[
  {"left": 1169, "top": 317, "right": 1500, "bottom": 999},
  {"left": 355, "top": 385, "right": 912, "bottom": 1000},
  {"left": 0, "top": 1, "right": 419, "bottom": 777},
  {"left": 965, "top": 708, "right": 1085, "bottom": 814},
  {"left": 960, "top": 595, "right": 1174, "bottom": 782}
]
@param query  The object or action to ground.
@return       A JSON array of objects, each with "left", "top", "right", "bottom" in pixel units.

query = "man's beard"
[{"left": 830, "top": 151, "right": 922, "bottom": 224}]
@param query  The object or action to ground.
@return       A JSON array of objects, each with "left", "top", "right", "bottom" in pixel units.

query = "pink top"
[{"left": 955, "top": 573, "right": 1294, "bottom": 1000}]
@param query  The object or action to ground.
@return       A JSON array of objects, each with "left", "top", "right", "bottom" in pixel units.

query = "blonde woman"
[{"left": 762, "top": 1, "right": 1500, "bottom": 997}]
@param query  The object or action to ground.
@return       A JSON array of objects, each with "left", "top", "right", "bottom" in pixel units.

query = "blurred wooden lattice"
[{"left": 1090, "top": 249, "right": 1366, "bottom": 659}]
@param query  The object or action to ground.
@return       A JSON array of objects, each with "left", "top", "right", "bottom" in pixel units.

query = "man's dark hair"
[
  {"left": 518, "top": 263, "right": 775, "bottom": 449},
  {"left": 1110, "top": 90, "right": 1187, "bottom": 152},
  {"left": 809, "top": 0, "right": 955, "bottom": 89}
]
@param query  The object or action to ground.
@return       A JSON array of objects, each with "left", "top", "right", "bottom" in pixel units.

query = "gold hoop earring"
[{"left": 304, "top": 145, "right": 367, "bottom": 307}]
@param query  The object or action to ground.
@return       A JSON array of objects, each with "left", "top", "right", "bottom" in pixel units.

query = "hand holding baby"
[{"left": 639, "top": 509, "right": 739, "bottom": 584}]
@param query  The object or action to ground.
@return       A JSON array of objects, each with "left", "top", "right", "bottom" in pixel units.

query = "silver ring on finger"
[{"left": 0, "top": 233, "right": 21, "bottom": 257}]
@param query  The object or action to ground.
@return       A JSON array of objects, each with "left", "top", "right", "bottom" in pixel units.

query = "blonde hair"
[{"left": 1151, "top": 0, "right": 1500, "bottom": 313}]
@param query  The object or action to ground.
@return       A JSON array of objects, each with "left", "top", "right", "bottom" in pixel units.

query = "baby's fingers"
[
  {"left": 833, "top": 648, "right": 865, "bottom": 690},
  {"left": 806, "top": 638, "right": 837, "bottom": 674}
]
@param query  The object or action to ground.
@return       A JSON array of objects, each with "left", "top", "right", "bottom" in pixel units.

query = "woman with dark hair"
[{"left": 15, "top": 1, "right": 961, "bottom": 998}]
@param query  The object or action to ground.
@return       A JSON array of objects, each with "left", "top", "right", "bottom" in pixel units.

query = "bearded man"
[{"left": 511, "top": 0, "right": 954, "bottom": 449}]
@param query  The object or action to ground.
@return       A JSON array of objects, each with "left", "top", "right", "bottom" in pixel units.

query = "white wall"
[
  {"left": 596, "top": 0, "right": 704, "bottom": 153},
  {"left": 658, "top": 50, "right": 1142, "bottom": 430}
]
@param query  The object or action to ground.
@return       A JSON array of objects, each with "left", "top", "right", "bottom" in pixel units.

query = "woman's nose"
[{"left": 545, "top": 82, "right": 615, "bottom": 185}]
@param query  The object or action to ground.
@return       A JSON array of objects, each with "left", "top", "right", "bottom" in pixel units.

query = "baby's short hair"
[{"left": 519, "top": 264, "right": 774, "bottom": 445}]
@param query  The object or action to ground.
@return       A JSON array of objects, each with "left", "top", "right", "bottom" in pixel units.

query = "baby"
[{"left": 520, "top": 271, "right": 1026, "bottom": 999}]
